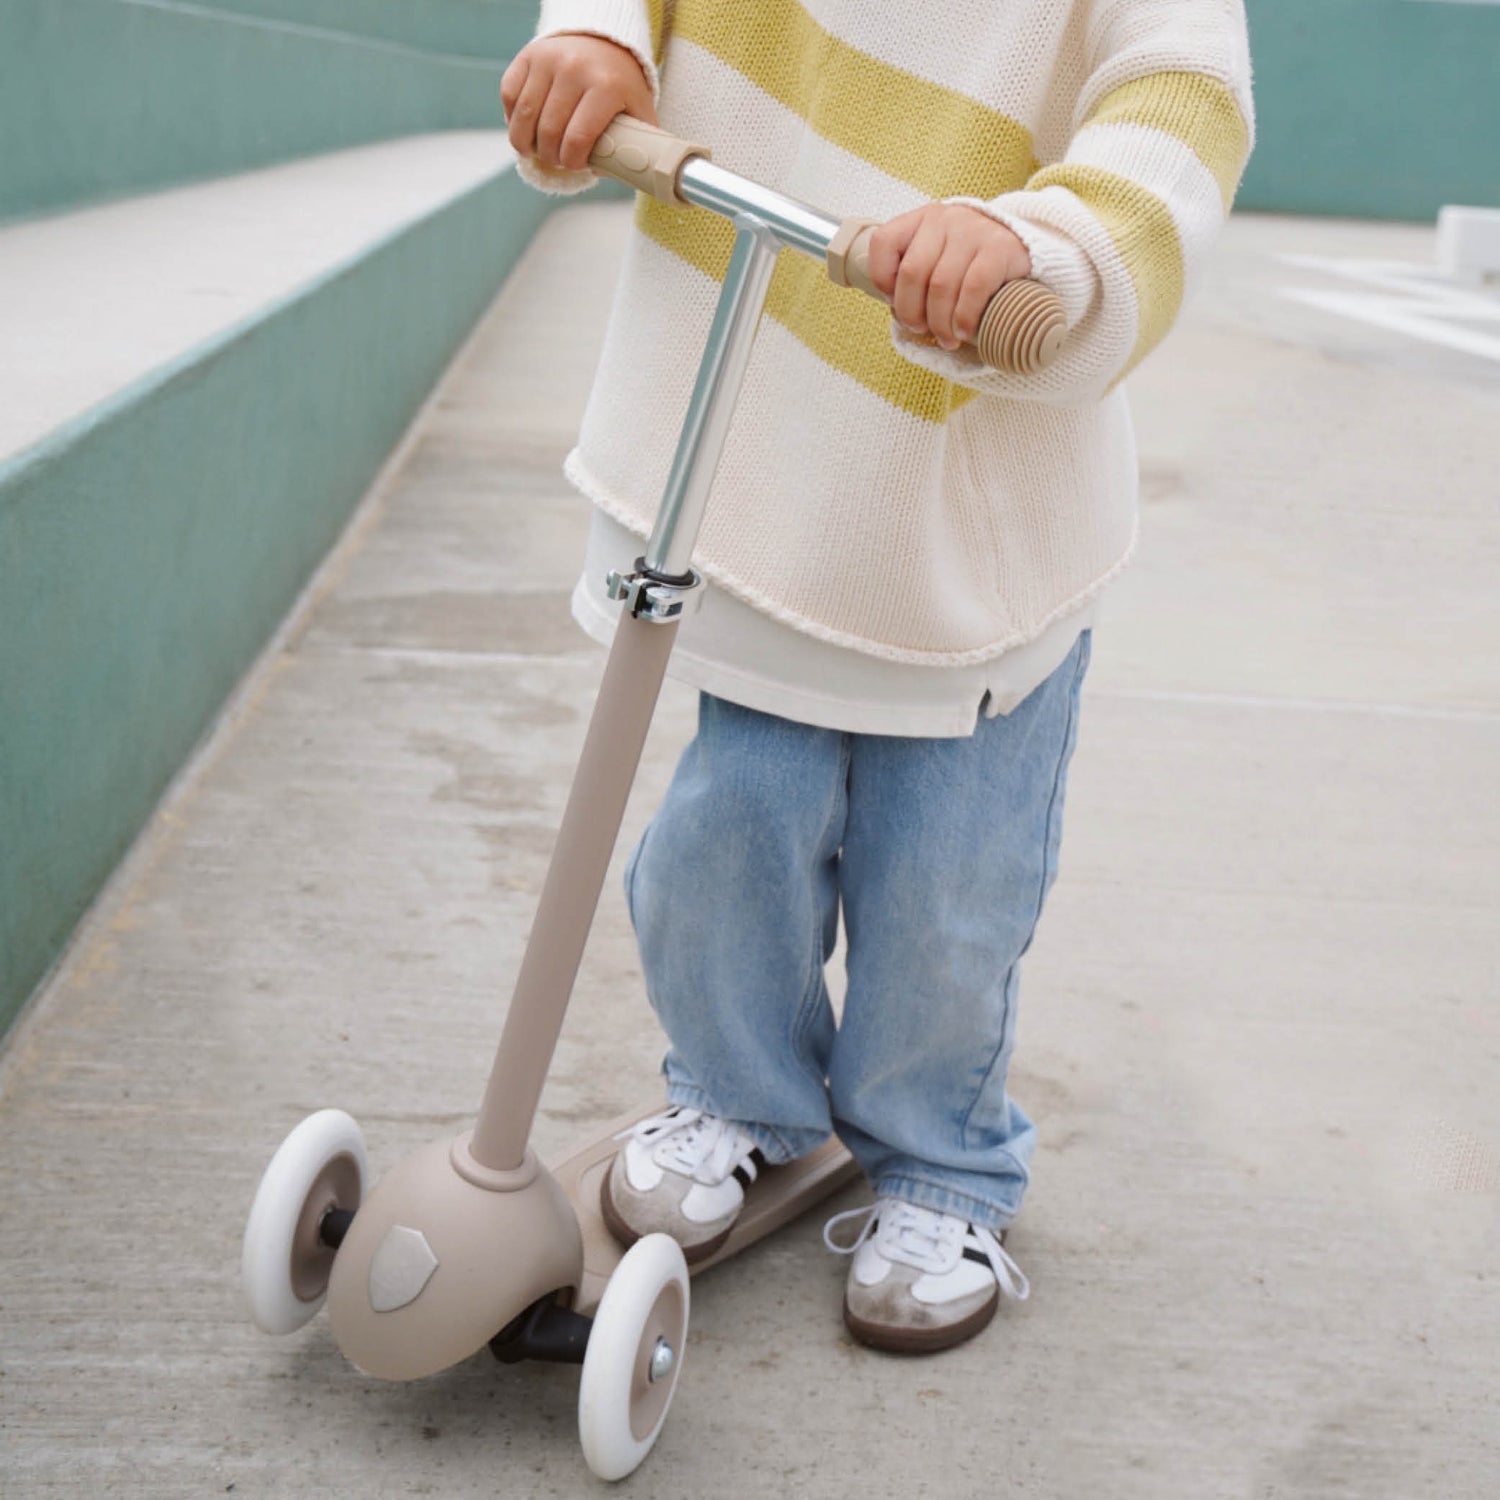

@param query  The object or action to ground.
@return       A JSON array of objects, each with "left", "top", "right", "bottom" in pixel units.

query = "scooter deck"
[{"left": 551, "top": 1104, "right": 861, "bottom": 1315}]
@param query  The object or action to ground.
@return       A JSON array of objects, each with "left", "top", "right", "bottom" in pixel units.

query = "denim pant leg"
[
  {"left": 828, "top": 631, "right": 1091, "bottom": 1229},
  {"left": 625, "top": 692, "right": 847, "bottom": 1163}
]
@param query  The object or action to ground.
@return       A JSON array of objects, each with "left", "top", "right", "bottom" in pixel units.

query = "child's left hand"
[{"left": 866, "top": 204, "right": 1033, "bottom": 352}]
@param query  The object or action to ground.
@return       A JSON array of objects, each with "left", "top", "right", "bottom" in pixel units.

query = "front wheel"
[
  {"left": 242, "top": 1109, "right": 366, "bottom": 1334},
  {"left": 578, "top": 1233, "right": 690, "bottom": 1481}
]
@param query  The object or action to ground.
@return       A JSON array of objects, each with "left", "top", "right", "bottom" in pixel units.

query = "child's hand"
[
  {"left": 867, "top": 205, "right": 1033, "bottom": 351},
  {"left": 502, "top": 34, "right": 657, "bottom": 172}
]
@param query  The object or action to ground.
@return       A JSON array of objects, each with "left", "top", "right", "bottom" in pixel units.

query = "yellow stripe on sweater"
[
  {"left": 1084, "top": 73, "right": 1251, "bottom": 210},
  {"left": 669, "top": 0, "right": 1036, "bottom": 200},
  {"left": 645, "top": 0, "right": 668, "bottom": 61},
  {"left": 1027, "top": 162, "right": 1184, "bottom": 378},
  {"left": 636, "top": 197, "right": 974, "bottom": 424}
]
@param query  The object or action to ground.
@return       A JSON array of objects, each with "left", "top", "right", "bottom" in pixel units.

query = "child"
[{"left": 504, "top": 1, "right": 1253, "bottom": 1353}]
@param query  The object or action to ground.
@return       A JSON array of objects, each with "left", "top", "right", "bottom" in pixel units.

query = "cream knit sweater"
[{"left": 526, "top": 0, "right": 1255, "bottom": 666}]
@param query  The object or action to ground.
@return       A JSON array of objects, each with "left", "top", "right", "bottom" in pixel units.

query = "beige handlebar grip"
[
  {"left": 586, "top": 115, "right": 711, "bottom": 208},
  {"left": 827, "top": 216, "right": 1066, "bottom": 376}
]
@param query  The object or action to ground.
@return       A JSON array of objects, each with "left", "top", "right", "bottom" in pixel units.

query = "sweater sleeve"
[
  {"left": 893, "top": 0, "right": 1255, "bottom": 406},
  {"left": 514, "top": 0, "right": 669, "bottom": 196}
]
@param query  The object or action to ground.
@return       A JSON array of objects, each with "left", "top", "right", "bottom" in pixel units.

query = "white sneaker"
[
  {"left": 601, "top": 1106, "right": 763, "bottom": 1263},
  {"left": 824, "top": 1198, "right": 1030, "bottom": 1353}
]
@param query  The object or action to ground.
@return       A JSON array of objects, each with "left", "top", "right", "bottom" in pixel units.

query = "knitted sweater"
[{"left": 526, "top": 0, "right": 1255, "bottom": 665}]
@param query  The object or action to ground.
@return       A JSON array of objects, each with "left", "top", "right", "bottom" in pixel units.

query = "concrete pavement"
[{"left": 2, "top": 204, "right": 1497, "bottom": 1498}]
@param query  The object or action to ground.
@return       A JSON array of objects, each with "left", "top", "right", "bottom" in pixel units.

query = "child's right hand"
[{"left": 502, "top": 34, "right": 657, "bottom": 173}]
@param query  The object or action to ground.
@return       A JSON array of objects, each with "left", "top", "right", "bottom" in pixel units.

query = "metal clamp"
[{"left": 605, "top": 558, "right": 705, "bottom": 625}]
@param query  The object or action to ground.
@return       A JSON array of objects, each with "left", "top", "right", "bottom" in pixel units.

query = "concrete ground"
[{"left": 2, "top": 204, "right": 1497, "bottom": 1498}]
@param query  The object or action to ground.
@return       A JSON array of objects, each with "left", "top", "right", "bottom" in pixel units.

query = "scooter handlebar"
[
  {"left": 587, "top": 114, "right": 710, "bottom": 207},
  {"left": 585, "top": 117, "right": 1066, "bottom": 376}
]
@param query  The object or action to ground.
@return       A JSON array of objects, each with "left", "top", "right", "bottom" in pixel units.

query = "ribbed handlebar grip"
[{"left": 827, "top": 217, "right": 1066, "bottom": 376}]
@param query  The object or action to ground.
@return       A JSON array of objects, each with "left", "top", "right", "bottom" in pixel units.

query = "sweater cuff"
[
  {"left": 515, "top": 156, "right": 600, "bottom": 197},
  {"left": 945, "top": 193, "right": 1100, "bottom": 330}
]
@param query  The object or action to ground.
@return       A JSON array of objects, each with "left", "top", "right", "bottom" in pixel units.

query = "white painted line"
[
  {"left": 1092, "top": 686, "right": 1500, "bottom": 725},
  {"left": 1279, "top": 254, "right": 1500, "bottom": 314},
  {"left": 1277, "top": 253, "right": 1500, "bottom": 364},
  {"left": 1281, "top": 289, "right": 1500, "bottom": 363}
]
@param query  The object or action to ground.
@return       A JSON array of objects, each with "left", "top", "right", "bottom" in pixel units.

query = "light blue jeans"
[{"left": 624, "top": 631, "right": 1091, "bottom": 1230}]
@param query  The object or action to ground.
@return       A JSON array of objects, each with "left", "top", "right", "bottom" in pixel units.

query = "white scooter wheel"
[
  {"left": 578, "top": 1234, "right": 690, "bottom": 1481},
  {"left": 242, "top": 1109, "right": 367, "bottom": 1335}
]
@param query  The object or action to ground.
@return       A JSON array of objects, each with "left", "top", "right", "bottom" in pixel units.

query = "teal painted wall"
[
  {"left": 0, "top": 170, "right": 551, "bottom": 1034},
  {"left": 0, "top": 0, "right": 535, "bottom": 222},
  {"left": 184, "top": 0, "right": 530, "bottom": 58},
  {"left": 1241, "top": 0, "right": 1500, "bottom": 220}
]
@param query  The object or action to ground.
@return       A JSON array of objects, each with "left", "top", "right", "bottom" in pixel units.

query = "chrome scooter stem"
[{"left": 644, "top": 216, "right": 784, "bottom": 580}]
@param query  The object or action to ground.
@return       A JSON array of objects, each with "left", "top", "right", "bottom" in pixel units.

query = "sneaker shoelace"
[
  {"left": 823, "top": 1199, "right": 1031, "bottom": 1301},
  {"left": 619, "top": 1106, "right": 758, "bottom": 1186}
]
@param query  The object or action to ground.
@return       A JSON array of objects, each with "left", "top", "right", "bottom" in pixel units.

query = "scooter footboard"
[{"left": 552, "top": 1105, "right": 861, "bottom": 1314}]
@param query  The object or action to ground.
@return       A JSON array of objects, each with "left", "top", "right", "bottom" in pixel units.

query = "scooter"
[{"left": 240, "top": 116, "right": 1065, "bottom": 1482}]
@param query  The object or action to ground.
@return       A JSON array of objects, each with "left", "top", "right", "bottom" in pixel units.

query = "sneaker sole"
[
  {"left": 598, "top": 1166, "right": 736, "bottom": 1267},
  {"left": 842, "top": 1286, "right": 1000, "bottom": 1355}
]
